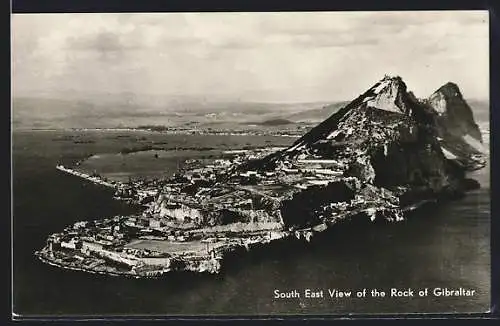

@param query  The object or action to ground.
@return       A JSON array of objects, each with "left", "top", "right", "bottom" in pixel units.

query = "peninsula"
[{"left": 36, "top": 76, "right": 488, "bottom": 278}]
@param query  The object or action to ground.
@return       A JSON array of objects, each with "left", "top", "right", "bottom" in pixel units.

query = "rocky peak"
[
  {"left": 436, "top": 82, "right": 463, "bottom": 99},
  {"left": 242, "top": 75, "right": 486, "bottom": 174},
  {"left": 361, "top": 75, "right": 409, "bottom": 114},
  {"left": 229, "top": 74, "right": 486, "bottom": 228},
  {"left": 427, "top": 82, "right": 483, "bottom": 143},
  {"left": 428, "top": 82, "right": 464, "bottom": 114},
  {"left": 280, "top": 75, "right": 419, "bottom": 154}
]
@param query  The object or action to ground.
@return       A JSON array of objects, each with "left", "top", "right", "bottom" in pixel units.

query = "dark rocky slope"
[
  {"left": 236, "top": 75, "right": 486, "bottom": 227},
  {"left": 426, "top": 82, "right": 487, "bottom": 170}
]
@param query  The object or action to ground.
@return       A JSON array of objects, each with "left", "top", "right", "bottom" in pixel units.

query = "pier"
[{"left": 56, "top": 164, "right": 117, "bottom": 188}]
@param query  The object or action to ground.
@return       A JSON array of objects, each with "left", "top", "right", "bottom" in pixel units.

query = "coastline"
[
  {"left": 35, "top": 196, "right": 440, "bottom": 279},
  {"left": 13, "top": 127, "right": 303, "bottom": 138},
  {"left": 34, "top": 104, "right": 488, "bottom": 279},
  {"left": 34, "top": 250, "right": 138, "bottom": 278}
]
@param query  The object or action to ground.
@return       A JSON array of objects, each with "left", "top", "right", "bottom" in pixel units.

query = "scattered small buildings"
[{"left": 158, "top": 202, "right": 203, "bottom": 223}]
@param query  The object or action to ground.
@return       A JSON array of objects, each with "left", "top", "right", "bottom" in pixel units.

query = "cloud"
[
  {"left": 66, "top": 31, "right": 133, "bottom": 52},
  {"left": 64, "top": 31, "right": 143, "bottom": 64},
  {"left": 11, "top": 11, "right": 489, "bottom": 102},
  {"left": 290, "top": 33, "right": 381, "bottom": 48}
]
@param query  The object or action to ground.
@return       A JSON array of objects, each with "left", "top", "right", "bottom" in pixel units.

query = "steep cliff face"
[
  {"left": 242, "top": 75, "right": 484, "bottom": 225},
  {"left": 428, "top": 82, "right": 482, "bottom": 141},
  {"left": 280, "top": 181, "right": 356, "bottom": 227},
  {"left": 286, "top": 76, "right": 415, "bottom": 153},
  {"left": 426, "top": 82, "right": 487, "bottom": 170},
  {"left": 270, "top": 77, "right": 461, "bottom": 186}
]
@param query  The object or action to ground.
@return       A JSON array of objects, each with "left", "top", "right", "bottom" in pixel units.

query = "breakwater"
[{"left": 56, "top": 164, "right": 117, "bottom": 188}]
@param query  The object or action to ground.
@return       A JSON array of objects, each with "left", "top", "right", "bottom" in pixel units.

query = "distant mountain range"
[
  {"left": 12, "top": 89, "right": 488, "bottom": 130},
  {"left": 11, "top": 95, "right": 330, "bottom": 130}
]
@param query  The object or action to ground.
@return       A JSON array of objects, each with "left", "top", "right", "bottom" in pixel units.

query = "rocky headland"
[{"left": 36, "top": 75, "right": 488, "bottom": 277}]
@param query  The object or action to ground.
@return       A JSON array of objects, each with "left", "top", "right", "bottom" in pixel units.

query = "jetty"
[{"left": 56, "top": 164, "right": 116, "bottom": 188}]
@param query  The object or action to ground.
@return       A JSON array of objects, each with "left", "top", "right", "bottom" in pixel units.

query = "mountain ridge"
[
  {"left": 249, "top": 75, "right": 486, "bottom": 170},
  {"left": 233, "top": 75, "right": 486, "bottom": 223}
]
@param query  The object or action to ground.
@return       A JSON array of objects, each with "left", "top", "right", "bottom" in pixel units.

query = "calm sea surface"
[{"left": 12, "top": 129, "right": 490, "bottom": 317}]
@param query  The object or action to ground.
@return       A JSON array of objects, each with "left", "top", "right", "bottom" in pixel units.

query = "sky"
[{"left": 12, "top": 11, "right": 489, "bottom": 103}]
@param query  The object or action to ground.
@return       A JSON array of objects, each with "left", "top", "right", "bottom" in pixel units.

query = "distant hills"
[
  {"left": 12, "top": 91, "right": 488, "bottom": 130},
  {"left": 285, "top": 101, "right": 351, "bottom": 123},
  {"left": 245, "top": 119, "right": 294, "bottom": 126},
  {"left": 12, "top": 95, "right": 331, "bottom": 130}
]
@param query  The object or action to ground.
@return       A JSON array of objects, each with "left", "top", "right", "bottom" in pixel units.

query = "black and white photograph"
[{"left": 11, "top": 11, "right": 490, "bottom": 317}]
